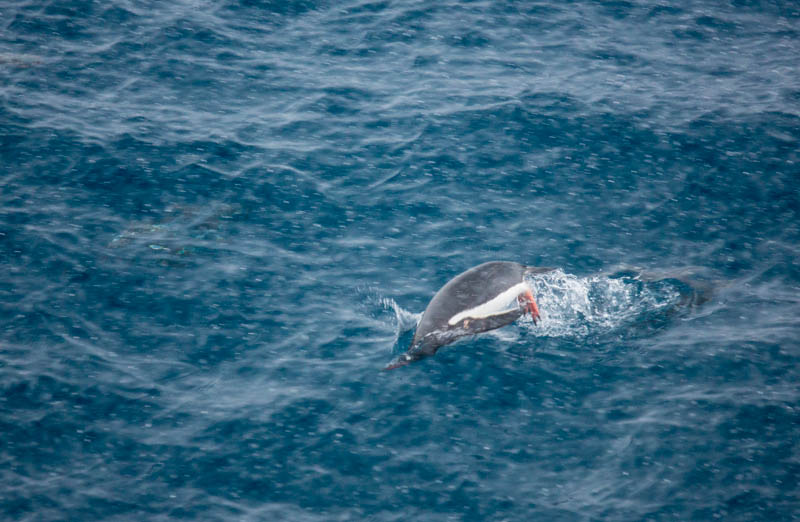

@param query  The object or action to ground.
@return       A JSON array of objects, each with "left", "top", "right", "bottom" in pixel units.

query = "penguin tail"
[
  {"left": 383, "top": 358, "right": 411, "bottom": 371},
  {"left": 382, "top": 351, "right": 427, "bottom": 370},
  {"left": 383, "top": 353, "right": 416, "bottom": 370}
]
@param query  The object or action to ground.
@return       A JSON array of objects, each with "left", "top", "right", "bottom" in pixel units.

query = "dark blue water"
[{"left": 2, "top": 0, "right": 799, "bottom": 519}]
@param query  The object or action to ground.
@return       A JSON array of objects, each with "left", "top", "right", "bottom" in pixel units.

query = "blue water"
[{"left": 2, "top": 0, "right": 799, "bottom": 519}]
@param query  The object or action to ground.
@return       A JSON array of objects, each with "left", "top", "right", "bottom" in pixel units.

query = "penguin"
[{"left": 385, "top": 261, "right": 553, "bottom": 370}]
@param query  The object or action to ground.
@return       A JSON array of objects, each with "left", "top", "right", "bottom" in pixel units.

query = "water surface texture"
[{"left": 2, "top": 0, "right": 800, "bottom": 520}]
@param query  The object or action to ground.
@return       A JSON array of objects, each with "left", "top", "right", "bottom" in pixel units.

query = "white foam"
[{"left": 524, "top": 269, "right": 681, "bottom": 338}]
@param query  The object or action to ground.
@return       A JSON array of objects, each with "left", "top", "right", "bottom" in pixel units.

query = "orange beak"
[{"left": 519, "top": 289, "right": 540, "bottom": 324}]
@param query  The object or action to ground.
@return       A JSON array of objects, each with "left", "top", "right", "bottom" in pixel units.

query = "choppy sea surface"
[{"left": 2, "top": 0, "right": 800, "bottom": 520}]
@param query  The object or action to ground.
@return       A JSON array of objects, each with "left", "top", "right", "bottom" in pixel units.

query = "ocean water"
[{"left": 2, "top": 0, "right": 799, "bottom": 519}]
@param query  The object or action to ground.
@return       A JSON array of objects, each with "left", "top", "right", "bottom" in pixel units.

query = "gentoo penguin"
[{"left": 385, "top": 261, "right": 553, "bottom": 370}]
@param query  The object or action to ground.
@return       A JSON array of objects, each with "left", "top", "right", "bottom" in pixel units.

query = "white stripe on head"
[{"left": 447, "top": 281, "right": 529, "bottom": 326}]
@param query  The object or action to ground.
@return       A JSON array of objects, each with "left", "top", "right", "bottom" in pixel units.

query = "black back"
[{"left": 412, "top": 261, "right": 548, "bottom": 351}]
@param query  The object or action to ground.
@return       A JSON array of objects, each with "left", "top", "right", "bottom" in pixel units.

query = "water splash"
[
  {"left": 525, "top": 269, "right": 684, "bottom": 338},
  {"left": 357, "top": 288, "right": 421, "bottom": 352},
  {"left": 377, "top": 296, "right": 421, "bottom": 341}
]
